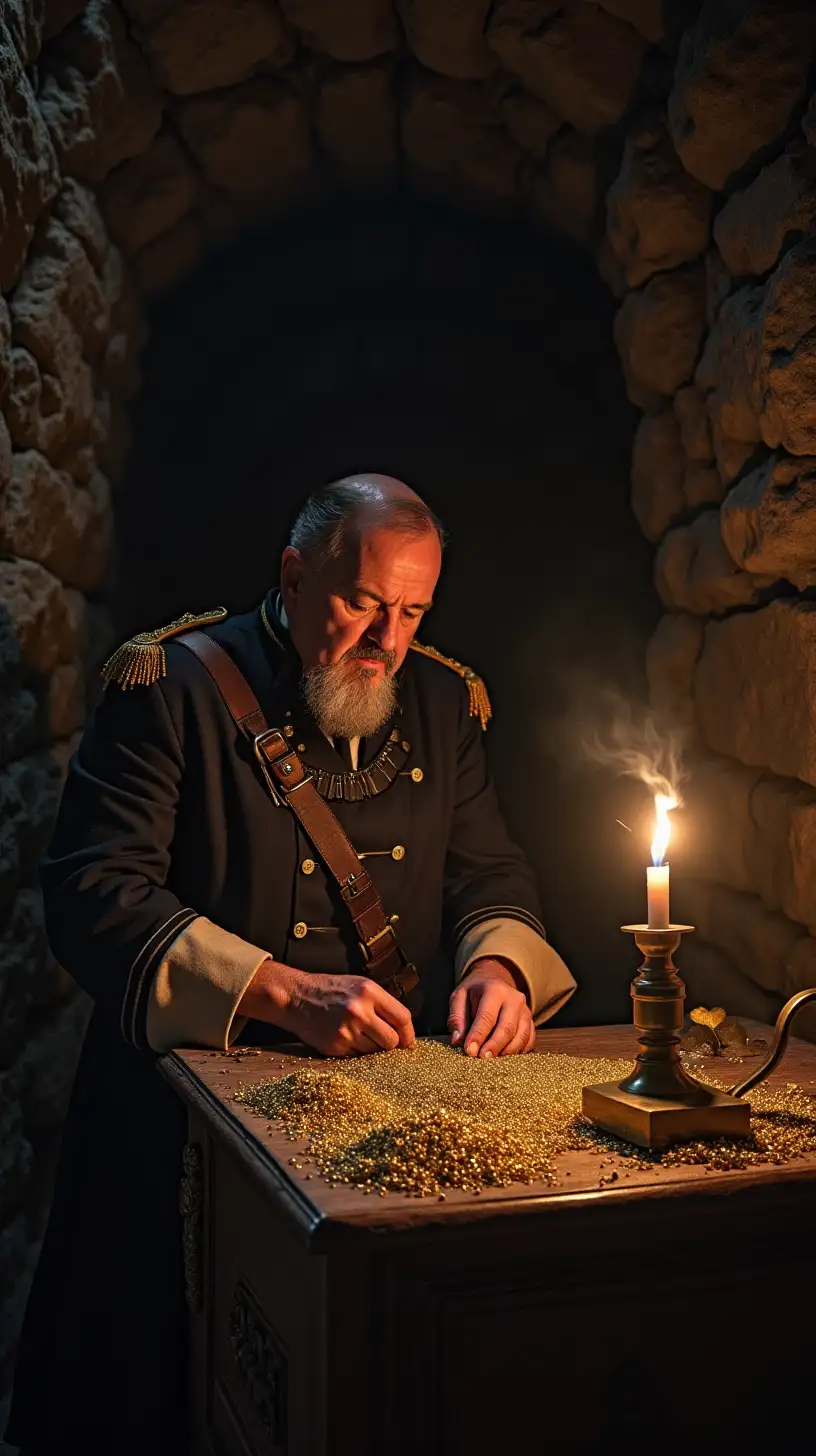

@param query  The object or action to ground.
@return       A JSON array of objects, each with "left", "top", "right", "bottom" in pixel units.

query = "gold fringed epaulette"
[
  {"left": 408, "top": 640, "right": 492, "bottom": 730},
  {"left": 101, "top": 608, "right": 229, "bottom": 689}
]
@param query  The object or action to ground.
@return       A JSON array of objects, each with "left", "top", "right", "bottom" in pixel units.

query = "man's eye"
[{"left": 347, "top": 598, "right": 371, "bottom": 614}]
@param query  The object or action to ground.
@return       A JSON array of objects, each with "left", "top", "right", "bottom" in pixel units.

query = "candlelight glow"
[{"left": 651, "top": 792, "right": 678, "bottom": 867}]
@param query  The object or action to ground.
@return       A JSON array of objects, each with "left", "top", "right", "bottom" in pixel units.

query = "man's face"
[{"left": 282, "top": 524, "right": 442, "bottom": 676}]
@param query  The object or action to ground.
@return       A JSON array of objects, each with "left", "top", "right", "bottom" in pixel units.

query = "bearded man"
[{"left": 7, "top": 474, "right": 574, "bottom": 1455}]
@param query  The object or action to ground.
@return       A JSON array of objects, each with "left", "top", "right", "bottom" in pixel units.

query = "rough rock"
[
  {"left": 614, "top": 263, "right": 706, "bottom": 403},
  {"left": 677, "top": 877, "right": 806, "bottom": 997},
  {"left": 315, "top": 62, "right": 398, "bottom": 192},
  {"left": 720, "top": 451, "right": 816, "bottom": 590},
  {"left": 673, "top": 383, "right": 712, "bottom": 461},
  {"left": 684, "top": 462, "right": 725, "bottom": 509},
  {"left": 680, "top": 753, "right": 762, "bottom": 893},
  {"left": 0, "top": 1071, "right": 31, "bottom": 1220},
  {"left": 645, "top": 611, "right": 703, "bottom": 728},
  {"left": 130, "top": 213, "right": 203, "bottom": 300},
  {"left": 43, "top": 0, "right": 86, "bottom": 40},
  {"left": 695, "top": 601, "right": 816, "bottom": 786},
  {"left": 677, "top": 937, "right": 782, "bottom": 1026},
  {"left": 593, "top": 0, "right": 668, "bottom": 44},
  {"left": 594, "top": 235, "right": 627, "bottom": 298},
  {"left": 0, "top": 890, "right": 53, "bottom": 1063},
  {"left": 0, "top": 452, "right": 112, "bottom": 592},
  {"left": 749, "top": 772, "right": 816, "bottom": 933},
  {"left": 16, "top": 990, "right": 92, "bottom": 1130},
  {"left": 52, "top": 178, "right": 110, "bottom": 274},
  {"left": 528, "top": 128, "right": 597, "bottom": 244},
  {"left": 11, "top": 214, "right": 111, "bottom": 365},
  {"left": 668, "top": 0, "right": 815, "bottom": 189},
  {"left": 694, "top": 282, "right": 763, "bottom": 461},
  {"left": 0, "top": 812, "right": 19, "bottom": 927},
  {"left": 0, "top": 294, "right": 10, "bottom": 404},
  {"left": 5, "top": 0, "right": 48, "bottom": 63},
  {"left": 179, "top": 79, "right": 314, "bottom": 204},
  {"left": 0, "top": 687, "right": 36, "bottom": 769},
  {"left": 6, "top": 346, "right": 95, "bottom": 467},
  {"left": 758, "top": 237, "right": 816, "bottom": 456},
  {"left": 488, "top": 0, "right": 647, "bottom": 136},
  {"left": 398, "top": 0, "right": 493, "bottom": 79},
  {"left": 0, "top": 560, "right": 79, "bottom": 675},
  {"left": 99, "top": 128, "right": 199, "bottom": 256},
  {"left": 655, "top": 510, "right": 767, "bottom": 615},
  {"left": 401, "top": 72, "right": 523, "bottom": 213},
  {"left": 714, "top": 143, "right": 816, "bottom": 280},
  {"left": 704, "top": 245, "right": 731, "bottom": 324},
  {"left": 499, "top": 88, "right": 560, "bottom": 159},
  {"left": 278, "top": 0, "right": 397, "bottom": 60},
  {"left": 606, "top": 115, "right": 712, "bottom": 287},
  {"left": 803, "top": 92, "right": 816, "bottom": 147},
  {"left": 630, "top": 405, "right": 685, "bottom": 541},
  {"left": 0, "top": 753, "right": 61, "bottom": 878},
  {"left": 38, "top": 0, "right": 163, "bottom": 185},
  {"left": 135, "top": 0, "right": 292, "bottom": 94},
  {"left": 0, "top": 22, "right": 61, "bottom": 292}
]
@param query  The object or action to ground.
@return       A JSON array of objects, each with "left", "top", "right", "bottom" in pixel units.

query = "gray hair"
[{"left": 289, "top": 480, "right": 445, "bottom": 565}]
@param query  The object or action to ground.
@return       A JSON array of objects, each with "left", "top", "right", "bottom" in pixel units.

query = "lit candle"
[{"left": 647, "top": 792, "right": 677, "bottom": 928}]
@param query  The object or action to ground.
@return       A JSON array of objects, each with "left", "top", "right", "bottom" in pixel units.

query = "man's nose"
[{"left": 367, "top": 608, "right": 399, "bottom": 653}]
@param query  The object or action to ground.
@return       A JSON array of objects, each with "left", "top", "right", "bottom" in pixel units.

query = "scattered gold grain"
[{"left": 234, "top": 1040, "right": 816, "bottom": 1196}]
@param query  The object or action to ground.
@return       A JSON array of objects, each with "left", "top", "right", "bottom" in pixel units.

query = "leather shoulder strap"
[{"left": 175, "top": 629, "right": 418, "bottom": 1001}]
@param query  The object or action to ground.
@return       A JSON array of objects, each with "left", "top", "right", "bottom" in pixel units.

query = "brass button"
[
  {"left": 301, "top": 858, "right": 315, "bottom": 875},
  {"left": 293, "top": 921, "right": 308, "bottom": 939},
  {"left": 389, "top": 913, "right": 400, "bottom": 926},
  {"left": 297, "top": 743, "right": 306, "bottom": 752},
  {"left": 283, "top": 724, "right": 294, "bottom": 738},
  {"left": 411, "top": 767, "right": 424, "bottom": 783},
  {"left": 391, "top": 844, "right": 405, "bottom": 861}
]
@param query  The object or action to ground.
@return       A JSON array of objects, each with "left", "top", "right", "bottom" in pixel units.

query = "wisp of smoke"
[
  {"left": 544, "top": 675, "right": 687, "bottom": 805},
  {"left": 581, "top": 688, "right": 686, "bottom": 804}
]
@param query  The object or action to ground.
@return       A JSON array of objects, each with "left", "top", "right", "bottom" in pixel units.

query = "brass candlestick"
[{"left": 582, "top": 923, "right": 751, "bottom": 1149}]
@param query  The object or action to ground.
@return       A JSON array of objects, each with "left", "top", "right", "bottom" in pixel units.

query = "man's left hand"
[{"left": 447, "top": 957, "right": 536, "bottom": 1058}]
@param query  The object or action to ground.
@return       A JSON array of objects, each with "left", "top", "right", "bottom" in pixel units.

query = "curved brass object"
[{"left": 728, "top": 987, "right": 816, "bottom": 1098}]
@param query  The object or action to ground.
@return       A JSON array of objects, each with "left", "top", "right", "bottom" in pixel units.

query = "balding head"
[{"left": 288, "top": 473, "right": 444, "bottom": 565}]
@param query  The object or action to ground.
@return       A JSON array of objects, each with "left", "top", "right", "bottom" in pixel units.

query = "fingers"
[
  {"left": 498, "top": 1009, "right": 535, "bottom": 1058},
  {"left": 369, "top": 982, "right": 416, "bottom": 1047},
  {"left": 463, "top": 984, "right": 505, "bottom": 1057},
  {"left": 447, "top": 983, "right": 468, "bottom": 1046},
  {"left": 479, "top": 995, "right": 527, "bottom": 1059},
  {"left": 524, "top": 1022, "right": 537, "bottom": 1053}
]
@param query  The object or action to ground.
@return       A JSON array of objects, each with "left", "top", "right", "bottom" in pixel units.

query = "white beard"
[{"left": 302, "top": 659, "right": 397, "bottom": 740}]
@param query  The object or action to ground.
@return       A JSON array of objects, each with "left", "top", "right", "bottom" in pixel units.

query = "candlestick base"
[
  {"left": 582, "top": 1081, "right": 750, "bottom": 1149},
  {"left": 582, "top": 921, "right": 752, "bottom": 1149}
]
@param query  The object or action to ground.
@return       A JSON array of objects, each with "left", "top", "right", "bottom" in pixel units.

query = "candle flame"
[{"left": 651, "top": 792, "right": 678, "bottom": 866}]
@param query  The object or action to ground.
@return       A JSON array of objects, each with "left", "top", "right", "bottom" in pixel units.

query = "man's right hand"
[{"left": 237, "top": 959, "right": 415, "bottom": 1057}]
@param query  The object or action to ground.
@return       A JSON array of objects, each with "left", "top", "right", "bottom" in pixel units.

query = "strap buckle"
[
  {"left": 252, "top": 728, "right": 286, "bottom": 806},
  {"left": 358, "top": 922, "right": 397, "bottom": 962}
]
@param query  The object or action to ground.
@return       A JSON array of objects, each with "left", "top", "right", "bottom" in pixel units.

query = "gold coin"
[
  {"left": 391, "top": 845, "right": 405, "bottom": 861},
  {"left": 293, "top": 922, "right": 308, "bottom": 939},
  {"left": 301, "top": 859, "right": 316, "bottom": 875},
  {"left": 411, "top": 767, "right": 424, "bottom": 783}
]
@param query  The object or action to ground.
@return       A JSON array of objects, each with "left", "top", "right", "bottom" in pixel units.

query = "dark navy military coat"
[{"left": 8, "top": 593, "right": 545, "bottom": 1454}]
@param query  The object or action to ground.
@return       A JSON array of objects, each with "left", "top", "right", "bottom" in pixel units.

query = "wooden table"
[{"left": 161, "top": 1024, "right": 816, "bottom": 1456}]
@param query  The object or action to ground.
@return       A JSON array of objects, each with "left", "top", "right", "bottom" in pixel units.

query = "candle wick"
[{"left": 614, "top": 819, "right": 632, "bottom": 833}]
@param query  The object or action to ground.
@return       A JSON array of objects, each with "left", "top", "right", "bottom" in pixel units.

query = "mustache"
[{"left": 343, "top": 643, "right": 397, "bottom": 672}]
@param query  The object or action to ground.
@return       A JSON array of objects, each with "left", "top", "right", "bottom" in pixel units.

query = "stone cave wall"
[{"left": 1, "top": 0, "right": 816, "bottom": 1431}]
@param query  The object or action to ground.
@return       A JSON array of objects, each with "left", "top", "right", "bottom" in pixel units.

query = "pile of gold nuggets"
[{"left": 234, "top": 1038, "right": 816, "bottom": 1198}]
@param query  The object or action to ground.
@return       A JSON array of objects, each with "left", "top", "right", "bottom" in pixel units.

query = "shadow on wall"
[{"left": 117, "top": 198, "right": 658, "bottom": 1022}]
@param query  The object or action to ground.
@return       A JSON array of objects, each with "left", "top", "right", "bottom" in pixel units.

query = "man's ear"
[{"left": 280, "top": 546, "right": 304, "bottom": 613}]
